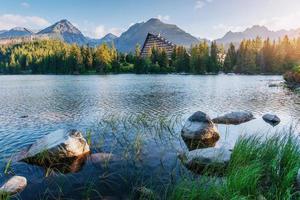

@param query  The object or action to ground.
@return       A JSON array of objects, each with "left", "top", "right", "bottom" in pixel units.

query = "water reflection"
[{"left": 0, "top": 74, "right": 300, "bottom": 198}]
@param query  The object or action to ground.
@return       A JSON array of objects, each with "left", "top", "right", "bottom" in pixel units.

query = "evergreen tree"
[
  {"left": 209, "top": 41, "right": 220, "bottom": 73},
  {"left": 223, "top": 43, "right": 237, "bottom": 73}
]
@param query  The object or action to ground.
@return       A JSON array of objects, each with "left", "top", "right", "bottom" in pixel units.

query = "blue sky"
[{"left": 0, "top": 0, "right": 300, "bottom": 39}]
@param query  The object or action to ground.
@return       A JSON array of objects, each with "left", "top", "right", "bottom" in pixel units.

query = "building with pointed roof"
[{"left": 140, "top": 33, "right": 176, "bottom": 59}]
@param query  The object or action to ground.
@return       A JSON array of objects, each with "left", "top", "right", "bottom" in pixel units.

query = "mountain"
[
  {"left": 115, "top": 18, "right": 199, "bottom": 52},
  {"left": 87, "top": 33, "right": 117, "bottom": 47},
  {"left": 38, "top": 19, "right": 87, "bottom": 45},
  {"left": 216, "top": 25, "right": 300, "bottom": 45},
  {"left": 0, "top": 27, "right": 33, "bottom": 38},
  {"left": 0, "top": 18, "right": 200, "bottom": 50},
  {"left": 100, "top": 33, "right": 117, "bottom": 43}
]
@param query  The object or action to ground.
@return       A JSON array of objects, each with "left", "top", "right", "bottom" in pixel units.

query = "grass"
[
  {"left": 170, "top": 132, "right": 300, "bottom": 200},
  {"left": 86, "top": 129, "right": 92, "bottom": 146},
  {"left": 0, "top": 191, "right": 10, "bottom": 200},
  {"left": 3, "top": 158, "right": 12, "bottom": 175}
]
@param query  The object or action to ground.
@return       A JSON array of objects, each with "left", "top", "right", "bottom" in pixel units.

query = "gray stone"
[
  {"left": 0, "top": 176, "right": 27, "bottom": 195},
  {"left": 188, "top": 111, "right": 211, "bottom": 123},
  {"left": 20, "top": 129, "right": 90, "bottom": 166},
  {"left": 180, "top": 147, "right": 231, "bottom": 174},
  {"left": 181, "top": 111, "right": 220, "bottom": 150},
  {"left": 268, "top": 83, "right": 279, "bottom": 87},
  {"left": 213, "top": 111, "right": 254, "bottom": 125},
  {"left": 262, "top": 114, "right": 280, "bottom": 126}
]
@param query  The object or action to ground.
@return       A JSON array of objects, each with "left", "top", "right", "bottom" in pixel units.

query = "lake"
[{"left": 0, "top": 74, "right": 299, "bottom": 199}]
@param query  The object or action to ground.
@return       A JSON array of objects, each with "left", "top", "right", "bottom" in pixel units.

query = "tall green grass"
[
  {"left": 0, "top": 191, "right": 10, "bottom": 200},
  {"left": 170, "top": 133, "right": 300, "bottom": 200}
]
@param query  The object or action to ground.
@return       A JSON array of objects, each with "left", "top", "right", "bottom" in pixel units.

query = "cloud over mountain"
[{"left": 0, "top": 14, "right": 50, "bottom": 31}]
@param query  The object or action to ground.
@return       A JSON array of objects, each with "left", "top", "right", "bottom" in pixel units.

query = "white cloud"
[
  {"left": 79, "top": 20, "right": 123, "bottom": 39},
  {"left": 0, "top": 14, "right": 50, "bottom": 30},
  {"left": 91, "top": 25, "right": 122, "bottom": 38},
  {"left": 195, "top": 1, "right": 205, "bottom": 9},
  {"left": 195, "top": 0, "right": 213, "bottom": 9},
  {"left": 157, "top": 15, "right": 170, "bottom": 22},
  {"left": 20, "top": 2, "right": 30, "bottom": 8}
]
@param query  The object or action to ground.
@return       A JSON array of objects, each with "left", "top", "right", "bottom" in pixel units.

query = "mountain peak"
[
  {"left": 38, "top": 19, "right": 81, "bottom": 35},
  {"left": 0, "top": 27, "right": 33, "bottom": 38},
  {"left": 58, "top": 19, "right": 70, "bottom": 23},
  {"left": 146, "top": 18, "right": 162, "bottom": 24},
  {"left": 103, "top": 33, "right": 117, "bottom": 39},
  {"left": 37, "top": 19, "right": 87, "bottom": 45},
  {"left": 115, "top": 18, "right": 199, "bottom": 52},
  {"left": 216, "top": 24, "right": 299, "bottom": 45},
  {"left": 245, "top": 25, "right": 269, "bottom": 33},
  {"left": 100, "top": 33, "right": 117, "bottom": 43},
  {"left": 10, "top": 27, "right": 31, "bottom": 32}
]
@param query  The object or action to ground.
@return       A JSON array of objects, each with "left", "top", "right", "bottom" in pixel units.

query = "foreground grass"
[{"left": 170, "top": 133, "right": 300, "bottom": 200}]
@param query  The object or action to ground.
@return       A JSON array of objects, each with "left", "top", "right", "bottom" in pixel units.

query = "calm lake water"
[{"left": 0, "top": 74, "right": 300, "bottom": 199}]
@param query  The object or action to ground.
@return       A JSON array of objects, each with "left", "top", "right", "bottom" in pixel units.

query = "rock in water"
[
  {"left": 20, "top": 129, "right": 90, "bottom": 167},
  {"left": 89, "top": 153, "right": 121, "bottom": 166},
  {"left": 180, "top": 148, "right": 231, "bottom": 175},
  {"left": 212, "top": 111, "right": 254, "bottom": 125},
  {"left": 0, "top": 176, "right": 27, "bottom": 195},
  {"left": 262, "top": 114, "right": 280, "bottom": 126},
  {"left": 268, "top": 83, "right": 279, "bottom": 87},
  {"left": 181, "top": 111, "right": 220, "bottom": 150}
]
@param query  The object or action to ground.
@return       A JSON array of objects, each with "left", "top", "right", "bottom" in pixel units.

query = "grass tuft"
[{"left": 170, "top": 132, "right": 300, "bottom": 200}]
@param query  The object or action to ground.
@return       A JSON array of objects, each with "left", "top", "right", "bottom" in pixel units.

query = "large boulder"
[
  {"left": 19, "top": 129, "right": 90, "bottom": 169},
  {"left": 0, "top": 176, "right": 27, "bottom": 195},
  {"left": 179, "top": 147, "right": 231, "bottom": 175},
  {"left": 212, "top": 111, "right": 254, "bottom": 125},
  {"left": 262, "top": 114, "right": 280, "bottom": 126},
  {"left": 181, "top": 111, "right": 220, "bottom": 150}
]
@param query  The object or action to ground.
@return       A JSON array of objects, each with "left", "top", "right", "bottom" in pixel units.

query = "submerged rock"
[
  {"left": 89, "top": 153, "right": 121, "bottom": 165},
  {"left": 0, "top": 176, "right": 27, "bottom": 195},
  {"left": 19, "top": 115, "right": 28, "bottom": 119},
  {"left": 181, "top": 111, "right": 220, "bottom": 150},
  {"left": 19, "top": 129, "right": 90, "bottom": 169},
  {"left": 212, "top": 111, "right": 254, "bottom": 125},
  {"left": 262, "top": 114, "right": 280, "bottom": 126},
  {"left": 268, "top": 83, "right": 279, "bottom": 87},
  {"left": 180, "top": 147, "right": 231, "bottom": 175}
]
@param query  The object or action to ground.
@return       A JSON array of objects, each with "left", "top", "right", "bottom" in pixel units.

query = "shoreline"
[{"left": 0, "top": 72, "right": 285, "bottom": 76}]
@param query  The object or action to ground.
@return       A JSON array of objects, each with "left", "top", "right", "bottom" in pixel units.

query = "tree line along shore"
[{"left": 0, "top": 35, "right": 299, "bottom": 77}]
